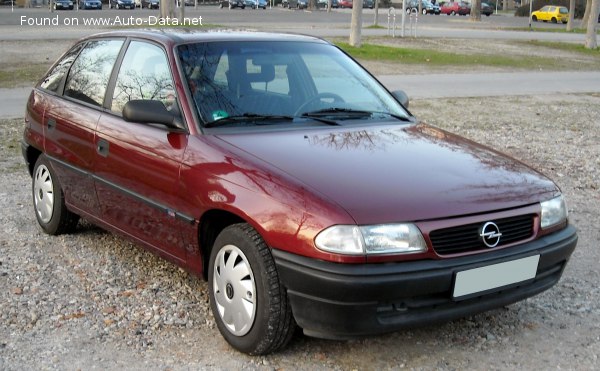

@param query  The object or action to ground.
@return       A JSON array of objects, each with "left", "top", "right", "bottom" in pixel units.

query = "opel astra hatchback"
[{"left": 22, "top": 30, "right": 577, "bottom": 355}]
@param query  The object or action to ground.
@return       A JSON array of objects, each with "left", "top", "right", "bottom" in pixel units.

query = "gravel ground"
[{"left": 1, "top": 92, "right": 599, "bottom": 370}]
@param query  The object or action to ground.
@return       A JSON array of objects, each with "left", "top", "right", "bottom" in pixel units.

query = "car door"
[
  {"left": 41, "top": 39, "right": 124, "bottom": 219},
  {"left": 94, "top": 40, "right": 190, "bottom": 264}
]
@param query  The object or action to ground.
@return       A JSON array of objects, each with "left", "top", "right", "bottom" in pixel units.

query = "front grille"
[{"left": 429, "top": 214, "right": 535, "bottom": 255}]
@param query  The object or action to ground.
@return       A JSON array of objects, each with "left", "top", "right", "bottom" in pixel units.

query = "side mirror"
[
  {"left": 391, "top": 90, "right": 409, "bottom": 108},
  {"left": 123, "top": 100, "right": 185, "bottom": 131}
]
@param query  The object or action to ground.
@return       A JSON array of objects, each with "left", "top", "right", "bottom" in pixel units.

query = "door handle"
[
  {"left": 47, "top": 118, "right": 56, "bottom": 131},
  {"left": 97, "top": 139, "right": 109, "bottom": 157}
]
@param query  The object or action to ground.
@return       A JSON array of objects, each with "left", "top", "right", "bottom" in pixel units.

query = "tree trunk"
[
  {"left": 502, "top": 0, "right": 507, "bottom": 11},
  {"left": 327, "top": 0, "right": 332, "bottom": 12},
  {"left": 179, "top": 0, "right": 185, "bottom": 23},
  {"left": 584, "top": 0, "right": 599, "bottom": 48},
  {"left": 470, "top": 0, "right": 481, "bottom": 21},
  {"left": 160, "top": 0, "right": 168, "bottom": 17},
  {"left": 373, "top": 0, "right": 379, "bottom": 25},
  {"left": 566, "top": 0, "right": 575, "bottom": 31},
  {"left": 582, "top": 0, "right": 593, "bottom": 25},
  {"left": 349, "top": 0, "right": 364, "bottom": 47},
  {"left": 309, "top": 0, "right": 316, "bottom": 10}
]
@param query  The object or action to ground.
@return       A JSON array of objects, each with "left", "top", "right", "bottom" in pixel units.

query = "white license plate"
[{"left": 453, "top": 255, "right": 540, "bottom": 299}]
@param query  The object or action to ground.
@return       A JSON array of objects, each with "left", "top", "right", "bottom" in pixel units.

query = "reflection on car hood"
[{"left": 216, "top": 123, "right": 558, "bottom": 224}]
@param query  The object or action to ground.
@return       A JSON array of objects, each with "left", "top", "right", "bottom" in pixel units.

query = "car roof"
[{"left": 81, "top": 29, "right": 329, "bottom": 48}]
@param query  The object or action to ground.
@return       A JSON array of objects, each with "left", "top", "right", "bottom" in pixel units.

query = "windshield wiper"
[
  {"left": 301, "top": 108, "right": 373, "bottom": 118},
  {"left": 204, "top": 113, "right": 295, "bottom": 128},
  {"left": 302, "top": 108, "right": 413, "bottom": 123}
]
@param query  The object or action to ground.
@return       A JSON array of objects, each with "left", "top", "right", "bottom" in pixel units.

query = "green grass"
[
  {"left": 365, "top": 24, "right": 386, "bottom": 29},
  {"left": 519, "top": 40, "right": 600, "bottom": 54},
  {"left": 0, "top": 64, "right": 49, "bottom": 89},
  {"left": 506, "top": 26, "right": 600, "bottom": 34},
  {"left": 335, "top": 42, "right": 566, "bottom": 68}
]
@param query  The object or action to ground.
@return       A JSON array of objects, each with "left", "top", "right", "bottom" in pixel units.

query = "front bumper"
[{"left": 273, "top": 225, "right": 577, "bottom": 339}]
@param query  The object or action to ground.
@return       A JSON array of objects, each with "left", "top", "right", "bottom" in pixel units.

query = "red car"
[
  {"left": 441, "top": 1, "right": 470, "bottom": 15},
  {"left": 338, "top": 0, "right": 352, "bottom": 8},
  {"left": 22, "top": 30, "right": 577, "bottom": 355}
]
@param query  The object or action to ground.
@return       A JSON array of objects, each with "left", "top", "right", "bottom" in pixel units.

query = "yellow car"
[{"left": 531, "top": 5, "right": 569, "bottom": 24}]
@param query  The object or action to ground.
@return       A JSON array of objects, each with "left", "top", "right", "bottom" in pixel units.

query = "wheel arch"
[
  {"left": 25, "top": 145, "right": 42, "bottom": 176},
  {"left": 198, "top": 208, "right": 246, "bottom": 280}
]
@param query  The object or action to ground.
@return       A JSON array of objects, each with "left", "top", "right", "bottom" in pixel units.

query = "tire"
[
  {"left": 450, "top": 10, "right": 455, "bottom": 15},
  {"left": 531, "top": 15, "right": 537, "bottom": 21},
  {"left": 422, "top": 8, "right": 426, "bottom": 15},
  {"left": 32, "top": 155, "right": 79, "bottom": 235},
  {"left": 208, "top": 224, "right": 295, "bottom": 355},
  {"left": 551, "top": 17, "right": 557, "bottom": 23}
]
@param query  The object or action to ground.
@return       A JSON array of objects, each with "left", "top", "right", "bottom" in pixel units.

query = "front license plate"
[{"left": 453, "top": 255, "right": 540, "bottom": 299}]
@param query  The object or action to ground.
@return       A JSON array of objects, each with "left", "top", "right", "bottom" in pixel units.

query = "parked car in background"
[
  {"left": 481, "top": 1, "right": 493, "bottom": 16},
  {"left": 141, "top": 0, "right": 159, "bottom": 8},
  {"left": 531, "top": 5, "right": 569, "bottom": 24},
  {"left": 23, "top": 29, "right": 577, "bottom": 355},
  {"left": 406, "top": 0, "right": 440, "bottom": 14},
  {"left": 79, "top": 0, "right": 102, "bottom": 9},
  {"left": 282, "top": 0, "right": 307, "bottom": 8},
  {"left": 80, "top": 0, "right": 102, "bottom": 8},
  {"left": 52, "top": 0, "right": 74, "bottom": 10},
  {"left": 338, "top": 0, "right": 352, "bottom": 8},
  {"left": 440, "top": 1, "right": 470, "bottom": 15},
  {"left": 220, "top": 0, "right": 245, "bottom": 8},
  {"left": 245, "top": 0, "right": 267, "bottom": 8},
  {"left": 363, "top": 0, "right": 373, "bottom": 8},
  {"left": 109, "top": 0, "right": 135, "bottom": 8}
]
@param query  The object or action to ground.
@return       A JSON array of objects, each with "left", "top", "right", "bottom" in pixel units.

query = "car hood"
[{"left": 215, "top": 123, "right": 558, "bottom": 224}]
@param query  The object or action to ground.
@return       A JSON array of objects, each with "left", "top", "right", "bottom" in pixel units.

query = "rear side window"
[
  {"left": 559, "top": 7, "right": 568, "bottom": 14},
  {"left": 64, "top": 39, "right": 124, "bottom": 107},
  {"left": 39, "top": 43, "right": 84, "bottom": 93},
  {"left": 111, "top": 41, "right": 175, "bottom": 114}
]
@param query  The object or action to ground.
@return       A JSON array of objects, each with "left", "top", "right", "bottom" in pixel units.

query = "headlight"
[
  {"left": 315, "top": 223, "right": 427, "bottom": 256},
  {"left": 540, "top": 195, "right": 567, "bottom": 229}
]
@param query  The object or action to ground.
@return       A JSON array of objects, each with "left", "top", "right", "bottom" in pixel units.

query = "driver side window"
[{"left": 111, "top": 41, "right": 176, "bottom": 114}]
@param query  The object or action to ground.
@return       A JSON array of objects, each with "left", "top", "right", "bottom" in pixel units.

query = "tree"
[
  {"left": 349, "top": 0, "right": 364, "bottom": 47},
  {"left": 373, "top": 0, "right": 379, "bottom": 25},
  {"left": 327, "top": 0, "right": 332, "bottom": 12},
  {"left": 160, "top": 0, "right": 168, "bottom": 18},
  {"left": 309, "top": 0, "right": 317, "bottom": 10},
  {"left": 470, "top": 0, "right": 481, "bottom": 21},
  {"left": 582, "top": 0, "right": 592, "bottom": 25},
  {"left": 566, "top": 0, "right": 575, "bottom": 31},
  {"left": 584, "top": 0, "right": 599, "bottom": 48}
]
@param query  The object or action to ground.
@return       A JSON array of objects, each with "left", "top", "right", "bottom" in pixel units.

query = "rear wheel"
[
  {"left": 422, "top": 8, "right": 426, "bottom": 15},
  {"left": 551, "top": 17, "right": 557, "bottom": 23},
  {"left": 450, "top": 10, "right": 455, "bottom": 15},
  {"left": 208, "top": 224, "right": 295, "bottom": 355},
  {"left": 32, "top": 155, "right": 79, "bottom": 235}
]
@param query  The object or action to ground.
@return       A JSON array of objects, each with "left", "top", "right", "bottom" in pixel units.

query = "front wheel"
[
  {"left": 422, "top": 8, "right": 427, "bottom": 15},
  {"left": 551, "top": 17, "right": 557, "bottom": 23},
  {"left": 531, "top": 15, "right": 537, "bottom": 21},
  {"left": 32, "top": 155, "right": 79, "bottom": 235},
  {"left": 208, "top": 224, "right": 295, "bottom": 355}
]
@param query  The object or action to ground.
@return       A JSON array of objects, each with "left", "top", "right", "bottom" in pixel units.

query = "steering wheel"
[{"left": 294, "top": 92, "right": 345, "bottom": 116}]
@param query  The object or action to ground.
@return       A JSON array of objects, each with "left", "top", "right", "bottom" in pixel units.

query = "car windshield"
[{"left": 177, "top": 40, "right": 410, "bottom": 127}]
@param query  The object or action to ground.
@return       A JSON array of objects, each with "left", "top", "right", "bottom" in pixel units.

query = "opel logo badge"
[{"left": 479, "top": 221, "right": 502, "bottom": 248}]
